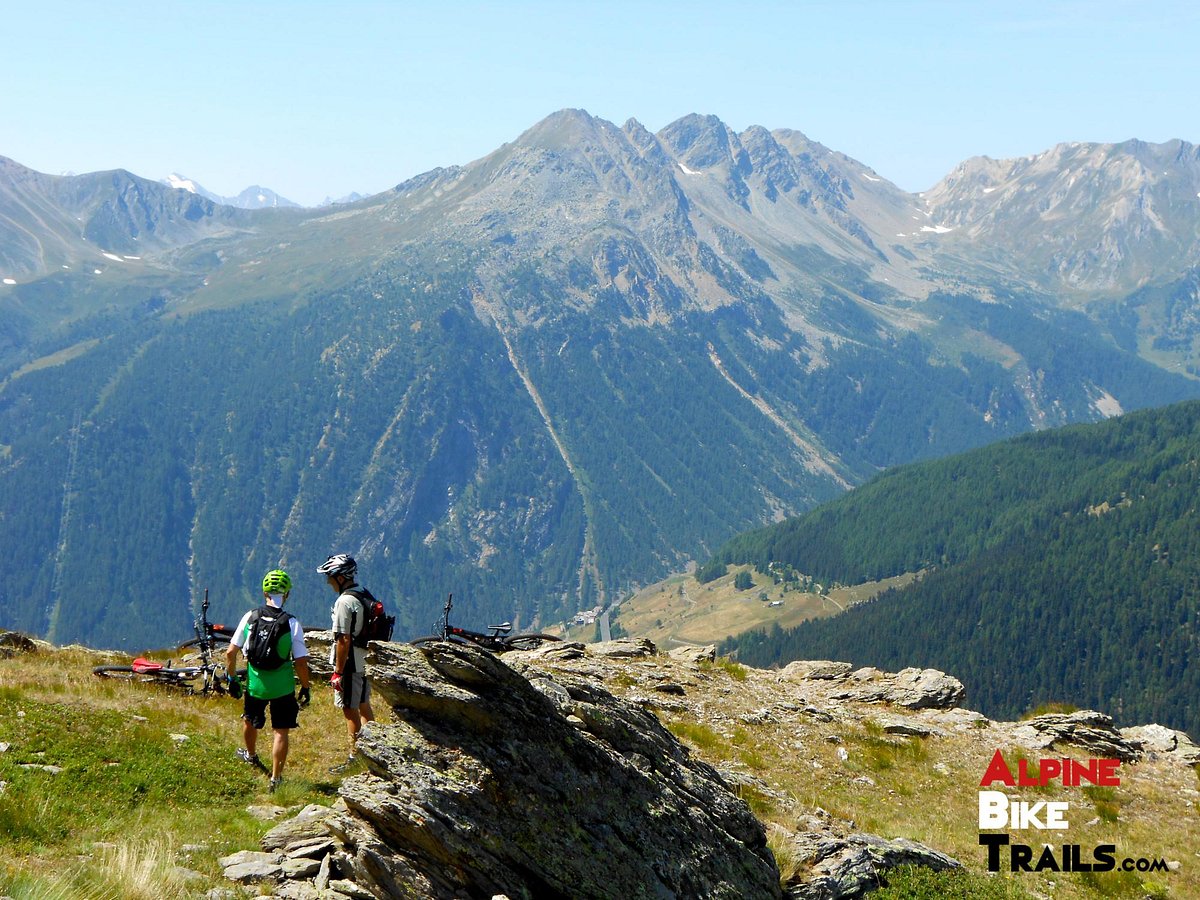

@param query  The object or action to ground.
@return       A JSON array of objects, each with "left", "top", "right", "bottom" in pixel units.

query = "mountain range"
[
  {"left": 1, "top": 109, "right": 1199, "bottom": 650},
  {"left": 162, "top": 173, "right": 300, "bottom": 210}
]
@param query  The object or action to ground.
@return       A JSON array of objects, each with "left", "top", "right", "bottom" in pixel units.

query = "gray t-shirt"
[{"left": 330, "top": 587, "right": 368, "bottom": 672}]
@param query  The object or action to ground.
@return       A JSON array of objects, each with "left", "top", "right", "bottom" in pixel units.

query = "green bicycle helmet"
[{"left": 262, "top": 569, "right": 292, "bottom": 595}]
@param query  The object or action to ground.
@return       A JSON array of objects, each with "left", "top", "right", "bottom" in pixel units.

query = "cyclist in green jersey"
[{"left": 225, "top": 569, "right": 312, "bottom": 792}]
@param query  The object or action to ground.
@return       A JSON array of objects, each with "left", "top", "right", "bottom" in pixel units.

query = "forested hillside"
[
  {"left": 714, "top": 400, "right": 1200, "bottom": 739},
  {"left": 5, "top": 113, "right": 1200, "bottom": 652}
]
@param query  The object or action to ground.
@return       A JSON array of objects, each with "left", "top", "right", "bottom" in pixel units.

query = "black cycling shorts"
[{"left": 242, "top": 692, "right": 300, "bottom": 730}]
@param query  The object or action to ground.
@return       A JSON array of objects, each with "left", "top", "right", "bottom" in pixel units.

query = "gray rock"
[
  {"left": 668, "top": 644, "right": 716, "bottom": 664},
  {"left": 261, "top": 804, "right": 338, "bottom": 851},
  {"left": 803, "top": 706, "right": 835, "bottom": 723},
  {"left": 521, "top": 641, "right": 587, "bottom": 661},
  {"left": 219, "top": 850, "right": 283, "bottom": 870},
  {"left": 880, "top": 721, "right": 942, "bottom": 738},
  {"left": 172, "top": 866, "right": 206, "bottom": 883},
  {"left": 1008, "top": 710, "right": 1143, "bottom": 761},
  {"left": 328, "top": 640, "right": 781, "bottom": 899},
  {"left": 779, "top": 660, "right": 854, "bottom": 681},
  {"left": 1120, "top": 724, "right": 1200, "bottom": 764},
  {"left": 285, "top": 838, "right": 336, "bottom": 859},
  {"left": 589, "top": 637, "right": 657, "bottom": 658},
  {"left": 223, "top": 860, "right": 283, "bottom": 883},
  {"left": 826, "top": 668, "right": 964, "bottom": 710},
  {"left": 328, "top": 881, "right": 375, "bottom": 900},
  {"left": 783, "top": 829, "right": 961, "bottom": 899},
  {"left": 882, "top": 668, "right": 965, "bottom": 710},
  {"left": 281, "top": 856, "right": 323, "bottom": 879},
  {"left": 313, "top": 854, "right": 332, "bottom": 891},
  {"left": 270, "top": 883, "right": 322, "bottom": 900}
]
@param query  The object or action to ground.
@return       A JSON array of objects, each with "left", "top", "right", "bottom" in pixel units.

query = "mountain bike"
[
  {"left": 178, "top": 615, "right": 321, "bottom": 650},
  {"left": 93, "top": 589, "right": 243, "bottom": 695},
  {"left": 410, "top": 594, "right": 562, "bottom": 652},
  {"left": 178, "top": 621, "right": 235, "bottom": 650}
]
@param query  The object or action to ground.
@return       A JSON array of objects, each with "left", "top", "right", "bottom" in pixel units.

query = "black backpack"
[
  {"left": 244, "top": 606, "right": 294, "bottom": 670},
  {"left": 347, "top": 587, "right": 395, "bottom": 648}
]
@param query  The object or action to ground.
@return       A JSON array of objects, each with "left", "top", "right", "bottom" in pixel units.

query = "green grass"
[
  {"left": 0, "top": 678, "right": 328, "bottom": 899},
  {"left": 666, "top": 720, "right": 725, "bottom": 753},
  {"left": 847, "top": 723, "right": 930, "bottom": 774},
  {"left": 699, "top": 657, "right": 749, "bottom": 682},
  {"left": 0, "top": 695, "right": 259, "bottom": 853},
  {"left": 1082, "top": 785, "right": 1122, "bottom": 824},
  {"left": 869, "top": 866, "right": 1036, "bottom": 899}
]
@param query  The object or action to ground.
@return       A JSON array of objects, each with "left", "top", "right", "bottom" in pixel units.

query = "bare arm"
[
  {"left": 225, "top": 642, "right": 239, "bottom": 673},
  {"left": 294, "top": 656, "right": 311, "bottom": 690},
  {"left": 334, "top": 633, "right": 352, "bottom": 674}
]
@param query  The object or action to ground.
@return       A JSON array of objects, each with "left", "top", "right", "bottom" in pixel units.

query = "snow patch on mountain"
[{"left": 165, "top": 173, "right": 201, "bottom": 194}]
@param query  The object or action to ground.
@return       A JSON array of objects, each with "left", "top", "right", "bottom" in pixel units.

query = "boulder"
[
  {"left": 668, "top": 644, "right": 717, "bottom": 664},
  {"left": 589, "top": 637, "right": 658, "bottom": 658},
  {"left": 327, "top": 640, "right": 780, "bottom": 899},
  {"left": 782, "top": 829, "right": 960, "bottom": 899},
  {"left": 0, "top": 630, "right": 38, "bottom": 657},
  {"left": 779, "top": 661, "right": 854, "bottom": 681},
  {"left": 1120, "top": 724, "right": 1200, "bottom": 765},
  {"left": 1007, "top": 710, "right": 1143, "bottom": 761},
  {"left": 826, "top": 668, "right": 964, "bottom": 710}
]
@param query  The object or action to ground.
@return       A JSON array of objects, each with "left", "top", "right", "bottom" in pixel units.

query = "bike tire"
[
  {"left": 93, "top": 663, "right": 201, "bottom": 687},
  {"left": 178, "top": 635, "right": 232, "bottom": 650},
  {"left": 410, "top": 634, "right": 478, "bottom": 649},
  {"left": 502, "top": 633, "right": 563, "bottom": 652},
  {"left": 92, "top": 665, "right": 137, "bottom": 679}
]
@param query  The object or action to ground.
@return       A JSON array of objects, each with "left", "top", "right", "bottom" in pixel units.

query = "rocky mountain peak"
[
  {"left": 657, "top": 113, "right": 751, "bottom": 175},
  {"left": 922, "top": 137, "right": 1200, "bottom": 293}
]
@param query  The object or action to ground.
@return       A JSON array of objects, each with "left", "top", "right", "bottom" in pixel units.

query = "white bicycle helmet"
[{"left": 316, "top": 553, "right": 357, "bottom": 579}]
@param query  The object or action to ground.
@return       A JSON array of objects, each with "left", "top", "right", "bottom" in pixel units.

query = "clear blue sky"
[{"left": 3, "top": 1, "right": 1197, "bottom": 206}]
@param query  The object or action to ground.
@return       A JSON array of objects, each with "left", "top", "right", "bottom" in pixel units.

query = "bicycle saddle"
[
  {"left": 490, "top": 622, "right": 512, "bottom": 635},
  {"left": 132, "top": 658, "right": 166, "bottom": 673}
]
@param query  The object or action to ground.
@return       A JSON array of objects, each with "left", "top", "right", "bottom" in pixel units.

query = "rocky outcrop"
[
  {"left": 258, "top": 640, "right": 782, "bottom": 899},
  {"left": 778, "top": 818, "right": 960, "bottom": 900},
  {"left": 1005, "top": 709, "right": 1200, "bottom": 765},
  {"left": 0, "top": 630, "right": 38, "bottom": 657},
  {"left": 778, "top": 661, "right": 965, "bottom": 711}
]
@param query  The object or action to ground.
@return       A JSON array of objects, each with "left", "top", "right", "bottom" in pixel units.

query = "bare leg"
[
  {"left": 343, "top": 707, "right": 362, "bottom": 751},
  {"left": 272, "top": 729, "right": 289, "bottom": 779}
]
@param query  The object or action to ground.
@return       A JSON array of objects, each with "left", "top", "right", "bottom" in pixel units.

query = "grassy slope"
[
  {"left": 0, "top": 645, "right": 358, "bottom": 900},
  {"left": 606, "top": 566, "right": 917, "bottom": 648},
  {"left": 2, "top": 641, "right": 1197, "bottom": 900}
]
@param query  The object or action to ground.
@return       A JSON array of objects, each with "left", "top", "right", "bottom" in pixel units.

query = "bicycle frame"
[
  {"left": 411, "top": 594, "right": 561, "bottom": 654},
  {"left": 94, "top": 588, "right": 239, "bottom": 695}
]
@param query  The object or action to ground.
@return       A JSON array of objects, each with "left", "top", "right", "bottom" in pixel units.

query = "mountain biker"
[
  {"left": 317, "top": 553, "right": 376, "bottom": 773},
  {"left": 225, "top": 569, "right": 312, "bottom": 792}
]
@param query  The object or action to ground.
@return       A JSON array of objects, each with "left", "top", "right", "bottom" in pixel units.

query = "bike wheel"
[
  {"left": 92, "top": 665, "right": 137, "bottom": 680},
  {"left": 410, "top": 634, "right": 476, "bottom": 649},
  {"left": 502, "top": 633, "right": 563, "bottom": 652},
  {"left": 178, "top": 635, "right": 232, "bottom": 650}
]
